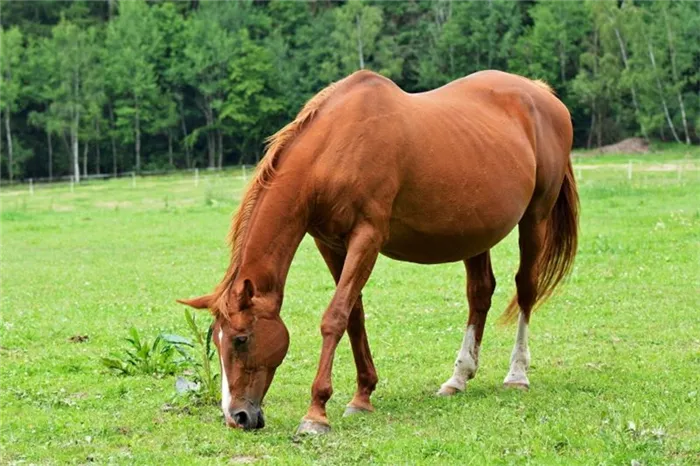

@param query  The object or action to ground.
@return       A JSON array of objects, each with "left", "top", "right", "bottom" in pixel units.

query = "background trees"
[{"left": 1, "top": 0, "right": 698, "bottom": 181}]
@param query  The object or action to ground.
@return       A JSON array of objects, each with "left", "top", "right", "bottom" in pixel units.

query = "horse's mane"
[
  {"left": 532, "top": 79, "right": 555, "bottom": 95},
  {"left": 211, "top": 77, "right": 345, "bottom": 315}
]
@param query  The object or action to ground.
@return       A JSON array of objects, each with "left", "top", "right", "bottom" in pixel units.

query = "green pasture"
[{"left": 1, "top": 148, "right": 699, "bottom": 465}]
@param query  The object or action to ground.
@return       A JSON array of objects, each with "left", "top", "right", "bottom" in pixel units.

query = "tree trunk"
[
  {"left": 82, "top": 139, "right": 89, "bottom": 178},
  {"left": 647, "top": 41, "right": 681, "bottom": 144},
  {"left": 663, "top": 10, "right": 691, "bottom": 144},
  {"left": 207, "top": 131, "right": 215, "bottom": 169},
  {"left": 168, "top": 131, "right": 174, "bottom": 167},
  {"left": 95, "top": 118, "right": 101, "bottom": 175},
  {"left": 72, "top": 123, "right": 80, "bottom": 183},
  {"left": 356, "top": 13, "right": 365, "bottom": 70},
  {"left": 109, "top": 103, "right": 118, "bottom": 176},
  {"left": 4, "top": 109, "right": 14, "bottom": 182},
  {"left": 108, "top": 0, "right": 115, "bottom": 19},
  {"left": 587, "top": 108, "right": 596, "bottom": 149},
  {"left": 135, "top": 103, "right": 141, "bottom": 173},
  {"left": 178, "top": 98, "right": 191, "bottom": 168},
  {"left": 205, "top": 102, "right": 215, "bottom": 169},
  {"left": 47, "top": 130, "right": 53, "bottom": 181},
  {"left": 217, "top": 130, "right": 223, "bottom": 169},
  {"left": 613, "top": 27, "right": 649, "bottom": 141}
]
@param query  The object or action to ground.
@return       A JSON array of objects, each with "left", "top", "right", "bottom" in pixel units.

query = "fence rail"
[
  {"left": 1, "top": 160, "right": 698, "bottom": 197},
  {"left": 0, "top": 165, "right": 252, "bottom": 195}
]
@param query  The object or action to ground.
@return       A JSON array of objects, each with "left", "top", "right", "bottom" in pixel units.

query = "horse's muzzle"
[{"left": 227, "top": 405, "right": 265, "bottom": 430}]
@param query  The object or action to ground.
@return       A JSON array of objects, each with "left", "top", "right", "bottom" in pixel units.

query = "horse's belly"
[
  {"left": 382, "top": 171, "right": 532, "bottom": 264},
  {"left": 381, "top": 211, "right": 520, "bottom": 264}
]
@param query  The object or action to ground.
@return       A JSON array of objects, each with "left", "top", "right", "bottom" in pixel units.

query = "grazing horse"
[{"left": 178, "top": 69, "right": 579, "bottom": 435}]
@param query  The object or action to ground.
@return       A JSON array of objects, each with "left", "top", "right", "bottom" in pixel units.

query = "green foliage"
[
  {"left": 158, "top": 310, "right": 219, "bottom": 406},
  {"left": 174, "top": 310, "right": 219, "bottom": 406},
  {"left": 0, "top": 26, "right": 25, "bottom": 180},
  {"left": 0, "top": 26, "right": 23, "bottom": 113},
  {"left": 101, "top": 327, "right": 182, "bottom": 377},
  {"left": 2, "top": 1, "right": 699, "bottom": 181},
  {"left": 100, "top": 311, "right": 218, "bottom": 405}
]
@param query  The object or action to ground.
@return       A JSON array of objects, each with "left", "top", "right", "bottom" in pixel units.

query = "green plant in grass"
[
  {"left": 101, "top": 327, "right": 181, "bottom": 376},
  {"left": 163, "top": 310, "right": 219, "bottom": 405},
  {"left": 101, "top": 312, "right": 219, "bottom": 405}
]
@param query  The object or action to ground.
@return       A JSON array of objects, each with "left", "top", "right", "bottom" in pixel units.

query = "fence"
[
  {"left": 1, "top": 160, "right": 699, "bottom": 197},
  {"left": 573, "top": 160, "right": 698, "bottom": 182},
  {"left": 0, "top": 165, "right": 252, "bottom": 195}
]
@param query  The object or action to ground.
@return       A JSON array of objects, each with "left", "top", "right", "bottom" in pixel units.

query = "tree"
[
  {"left": 510, "top": 2, "right": 590, "bottom": 94},
  {"left": 104, "top": 0, "right": 162, "bottom": 174},
  {"left": 330, "top": 0, "right": 402, "bottom": 80},
  {"left": 415, "top": 1, "right": 523, "bottom": 89},
  {"left": 0, "top": 27, "right": 24, "bottom": 181},
  {"left": 176, "top": 4, "right": 237, "bottom": 169},
  {"left": 35, "top": 19, "right": 96, "bottom": 183},
  {"left": 221, "top": 29, "right": 285, "bottom": 164}
]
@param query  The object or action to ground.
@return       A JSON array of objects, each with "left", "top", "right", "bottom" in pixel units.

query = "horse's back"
[{"left": 303, "top": 70, "right": 572, "bottom": 263}]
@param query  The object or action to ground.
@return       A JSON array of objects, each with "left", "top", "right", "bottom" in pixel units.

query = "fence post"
[
  {"left": 131, "top": 171, "right": 136, "bottom": 188},
  {"left": 70, "top": 176, "right": 74, "bottom": 193},
  {"left": 242, "top": 164, "right": 247, "bottom": 182},
  {"left": 29, "top": 178, "right": 34, "bottom": 196},
  {"left": 194, "top": 168, "right": 199, "bottom": 187},
  {"left": 627, "top": 161, "right": 632, "bottom": 181}
]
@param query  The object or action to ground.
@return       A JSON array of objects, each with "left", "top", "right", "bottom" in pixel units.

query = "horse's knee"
[
  {"left": 312, "top": 380, "right": 333, "bottom": 404},
  {"left": 358, "top": 369, "right": 378, "bottom": 392},
  {"left": 320, "top": 315, "right": 347, "bottom": 340}
]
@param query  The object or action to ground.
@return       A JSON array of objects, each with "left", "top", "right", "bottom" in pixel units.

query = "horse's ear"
[
  {"left": 177, "top": 294, "right": 214, "bottom": 310},
  {"left": 237, "top": 279, "right": 255, "bottom": 310}
]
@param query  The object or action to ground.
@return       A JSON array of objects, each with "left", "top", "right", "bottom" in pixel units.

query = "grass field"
[{"left": 2, "top": 147, "right": 699, "bottom": 465}]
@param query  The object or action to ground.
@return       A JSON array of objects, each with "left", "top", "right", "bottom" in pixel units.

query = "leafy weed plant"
[{"left": 101, "top": 327, "right": 182, "bottom": 377}]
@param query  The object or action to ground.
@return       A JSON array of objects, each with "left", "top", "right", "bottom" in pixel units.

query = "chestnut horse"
[{"left": 178, "top": 69, "right": 578, "bottom": 434}]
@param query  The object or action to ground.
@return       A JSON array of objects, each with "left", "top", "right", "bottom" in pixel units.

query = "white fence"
[
  {"left": 2, "top": 160, "right": 699, "bottom": 197},
  {"left": 573, "top": 161, "right": 698, "bottom": 182},
  {"left": 0, "top": 165, "right": 253, "bottom": 196}
]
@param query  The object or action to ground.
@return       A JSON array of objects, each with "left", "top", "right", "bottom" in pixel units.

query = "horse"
[{"left": 178, "top": 69, "right": 579, "bottom": 435}]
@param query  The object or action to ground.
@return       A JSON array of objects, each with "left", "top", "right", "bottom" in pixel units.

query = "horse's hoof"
[
  {"left": 343, "top": 405, "right": 373, "bottom": 417},
  {"left": 503, "top": 376, "right": 530, "bottom": 391},
  {"left": 295, "top": 419, "right": 331, "bottom": 436},
  {"left": 436, "top": 384, "right": 462, "bottom": 396}
]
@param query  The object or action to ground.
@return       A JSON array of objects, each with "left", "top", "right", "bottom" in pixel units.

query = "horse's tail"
[{"left": 501, "top": 159, "right": 579, "bottom": 323}]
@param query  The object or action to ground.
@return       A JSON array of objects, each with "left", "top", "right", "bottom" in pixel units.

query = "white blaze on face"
[
  {"left": 504, "top": 312, "right": 531, "bottom": 386},
  {"left": 219, "top": 328, "right": 232, "bottom": 417},
  {"left": 440, "top": 324, "right": 479, "bottom": 392}
]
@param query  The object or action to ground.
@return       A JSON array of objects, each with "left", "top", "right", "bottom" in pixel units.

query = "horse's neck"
[{"left": 236, "top": 177, "right": 308, "bottom": 299}]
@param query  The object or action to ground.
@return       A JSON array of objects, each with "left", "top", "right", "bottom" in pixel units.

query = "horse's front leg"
[
  {"left": 314, "top": 239, "right": 378, "bottom": 417},
  {"left": 297, "top": 225, "right": 383, "bottom": 435}
]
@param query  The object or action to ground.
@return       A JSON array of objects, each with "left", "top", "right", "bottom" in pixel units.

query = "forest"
[{"left": 0, "top": 0, "right": 698, "bottom": 182}]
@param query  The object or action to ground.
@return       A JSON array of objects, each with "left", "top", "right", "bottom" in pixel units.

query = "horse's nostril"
[{"left": 233, "top": 410, "right": 249, "bottom": 428}]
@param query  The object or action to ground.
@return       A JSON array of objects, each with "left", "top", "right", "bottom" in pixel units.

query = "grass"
[{"left": 1, "top": 149, "right": 699, "bottom": 465}]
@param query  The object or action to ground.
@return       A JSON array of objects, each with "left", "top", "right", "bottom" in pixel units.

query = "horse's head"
[{"left": 178, "top": 278, "right": 289, "bottom": 430}]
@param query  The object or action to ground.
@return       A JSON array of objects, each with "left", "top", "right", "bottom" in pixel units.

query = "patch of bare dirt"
[
  {"left": 68, "top": 334, "right": 89, "bottom": 343},
  {"left": 575, "top": 137, "right": 650, "bottom": 156}
]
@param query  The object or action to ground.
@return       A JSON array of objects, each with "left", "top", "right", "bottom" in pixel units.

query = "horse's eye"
[{"left": 234, "top": 335, "right": 248, "bottom": 346}]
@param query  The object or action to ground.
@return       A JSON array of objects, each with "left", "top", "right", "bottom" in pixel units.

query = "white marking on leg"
[
  {"left": 504, "top": 312, "right": 530, "bottom": 387},
  {"left": 219, "top": 329, "right": 232, "bottom": 417},
  {"left": 439, "top": 325, "right": 479, "bottom": 393}
]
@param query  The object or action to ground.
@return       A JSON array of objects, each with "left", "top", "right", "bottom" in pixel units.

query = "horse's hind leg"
[
  {"left": 504, "top": 218, "right": 547, "bottom": 389},
  {"left": 437, "top": 251, "right": 496, "bottom": 396},
  {"left": 313, "top": 239, "right": 378, "bottom": 416}
]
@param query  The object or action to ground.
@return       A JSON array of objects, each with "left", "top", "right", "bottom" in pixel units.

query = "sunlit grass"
[{"left": 2, "top": 150, "right": 699, "bottom": 464}]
